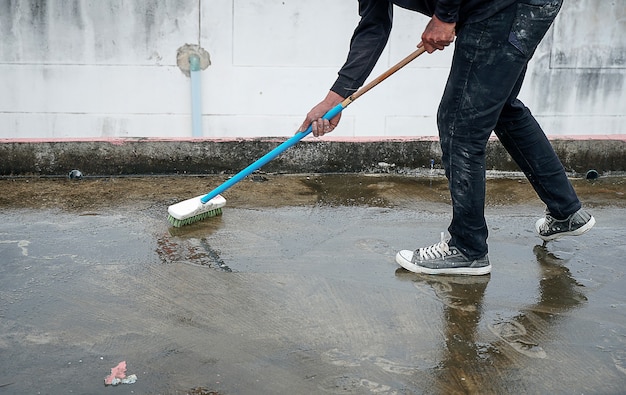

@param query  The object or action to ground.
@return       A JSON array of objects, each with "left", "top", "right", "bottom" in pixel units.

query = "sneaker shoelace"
[
  {"left": 418, "top": 232, "right": 452, "bottom": 261},
  {"left": 539, "top": 214, "right": 568, "bottom": 233},
  {"left": 538, "top": 215, "right": 556, "bottom": 233}
]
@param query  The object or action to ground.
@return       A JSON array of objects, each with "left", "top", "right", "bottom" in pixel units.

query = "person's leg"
[
  {"left": 397, "top": 6, "right": 524, "bottom": 275},
  {"left": 494, "top": 71, "right": 581, "bottom": 220},
  {"left": 397, "top": 0, "right": 573, "bottom": 274},
  {"left": 492, "top": 2, "right": 594, "bottom": 241},
  {"left": 437, "top": 3, "right": 541, "bottom": 260}
]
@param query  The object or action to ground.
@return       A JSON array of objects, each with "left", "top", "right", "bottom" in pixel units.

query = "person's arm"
[
  {"left": 420, "top": 1, "right": 459, "bottom": 53},
  {"left": 298, "top": 0, "right": 392, "bottom": 136},
  {"left": 420, "top": 14, "right": 456, "bottom": 53},
  {"left": 330, "top": 0, "right": 394, "bottom": 99}
]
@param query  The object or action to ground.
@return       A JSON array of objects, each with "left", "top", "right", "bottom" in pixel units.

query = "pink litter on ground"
[{"left": 104, "top": 361, "right": 127, "bottom": 385}]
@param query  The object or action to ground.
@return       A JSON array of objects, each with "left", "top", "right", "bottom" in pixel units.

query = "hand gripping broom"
[{"left": 167, "top": 47, "right": 427, "bottom": 227}]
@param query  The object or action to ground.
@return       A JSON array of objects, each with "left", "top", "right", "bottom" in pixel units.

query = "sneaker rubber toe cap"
[{"left": 395, "top": 250, "right": 415, "bottom": 269}]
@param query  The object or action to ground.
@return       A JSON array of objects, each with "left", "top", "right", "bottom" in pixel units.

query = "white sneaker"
[{"left": 396, "top": 232, "right": 491, "bottom": 276}]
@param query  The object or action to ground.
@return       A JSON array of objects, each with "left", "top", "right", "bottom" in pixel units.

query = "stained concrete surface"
[
  {"left": 2, "top": 138, "right": 626, "bottom": 177},
  {"left": 0, "top": 174, "right": 625, "bottom": 394}
]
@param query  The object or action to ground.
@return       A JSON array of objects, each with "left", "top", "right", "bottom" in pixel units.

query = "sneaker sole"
[
  {"left": 395, "top": 252, "right": 492, "bottom": 276},
  {"left": 538, "top": 215, "right": 596, "bottom": 241}
]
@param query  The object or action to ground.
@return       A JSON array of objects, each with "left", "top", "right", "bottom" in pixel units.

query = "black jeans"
[{"left": 437, "top": 0, "right": 580, "bottom": 259}]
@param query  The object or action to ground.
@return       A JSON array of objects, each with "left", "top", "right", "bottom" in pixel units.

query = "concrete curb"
[{"left": 1, "top": 137, "right": 624, "bottom": 176}]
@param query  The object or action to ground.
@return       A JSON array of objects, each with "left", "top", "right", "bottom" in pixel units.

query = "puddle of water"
[{"left": 0, "top": 175, "right": 625, "bottom": 393}]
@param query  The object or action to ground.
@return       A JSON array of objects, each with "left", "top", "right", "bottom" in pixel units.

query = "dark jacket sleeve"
[
  {"left": 434, "top": 0, "right": 463, "bottom": 23},
  {"left": 330, "top": 0, "right": 393, "bottom": 99}
]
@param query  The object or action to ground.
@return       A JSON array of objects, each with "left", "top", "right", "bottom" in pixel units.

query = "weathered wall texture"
[
  {"left": 0, "top": 0, "right": 624, "bottom": 139},
  {"left": 2, "top": 138, "right": 624, "bottom": 176}
]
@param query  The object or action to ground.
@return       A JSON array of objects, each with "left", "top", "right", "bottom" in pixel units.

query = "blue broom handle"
[
  {"left": 200, "top": 103, "right": 345, "bottom": 203},
  {"left": 199, "top": 47, "right": 426, "bottom": 204}
]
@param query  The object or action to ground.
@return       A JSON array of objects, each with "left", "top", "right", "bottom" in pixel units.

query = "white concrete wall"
[{"left": 0, "top": 0, "right": 624, "bottom": 139}]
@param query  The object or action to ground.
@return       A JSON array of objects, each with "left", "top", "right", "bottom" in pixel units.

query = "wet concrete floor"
[{"left": 0, "top": 173, "right": 625, "bottom": 394}]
